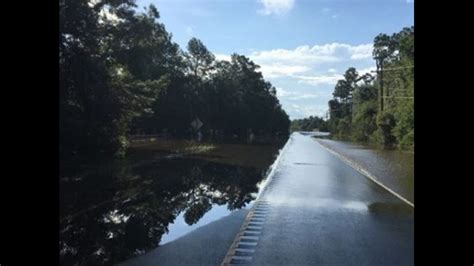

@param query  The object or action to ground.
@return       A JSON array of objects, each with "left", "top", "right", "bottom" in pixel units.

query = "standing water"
[
  {"left": 315, "top": 137, "right": 414, "bottom": 203},
  {"left": 60, "top": 140, "right": 285, "bottom": 265}
]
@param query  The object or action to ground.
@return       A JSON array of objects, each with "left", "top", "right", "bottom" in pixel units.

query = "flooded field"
[{"left": 59, "top": 140, "right": 285, "bottom": 265}]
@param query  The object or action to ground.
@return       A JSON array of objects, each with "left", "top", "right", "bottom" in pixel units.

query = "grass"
[{"left": 128, "top": 138, "right": 283, "bottom": 168}]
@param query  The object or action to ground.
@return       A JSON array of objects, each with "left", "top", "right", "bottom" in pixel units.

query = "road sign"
[{"left": 191, "top": 118, "right": 203, "bottom": 130}]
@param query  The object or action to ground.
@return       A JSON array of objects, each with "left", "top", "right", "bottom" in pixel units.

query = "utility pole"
[
  {"left": 371, "top": 64, "right": 414, "bottom": 112},
  {"left": 373, "top": 55, "right": 385, "bottom": 113},
  {"left": 379, "top": 61, "right": 384, "bottom": 112}
]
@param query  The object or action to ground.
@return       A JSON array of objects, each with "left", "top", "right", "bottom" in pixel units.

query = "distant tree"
[
  {"left": 290, "top": 116, "right": 327, "bottom": 132},
  {"left": 186, "top": 38, "right": 216, "bottom": 79}
]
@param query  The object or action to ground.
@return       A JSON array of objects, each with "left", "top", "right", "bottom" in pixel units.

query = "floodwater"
[
  {"left": 59, "top": 141, "right": 284, "bottom": 265},
  {"left": 316, "top": 138, "right": 414, "bottom": 203},
  {"left": 247, "top": 133, "right": 413, "bottom": 266}
]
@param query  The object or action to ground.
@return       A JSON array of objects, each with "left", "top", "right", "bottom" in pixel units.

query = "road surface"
[{"left": 225, "top": 132, "right": 413, "bottom": 265}]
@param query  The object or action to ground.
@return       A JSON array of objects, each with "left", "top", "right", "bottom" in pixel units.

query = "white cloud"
[
  {"left": 251, "top": 45, "right": 337, "bottom": 65},
  {"left": 212, "top": 43, "right": 373, "bottom": 81},
  {"left": 258, "top": 0, "right": 295, "bottom": 15},
  {"left": 250, "top": 43, "right": 373, "bottom": 66},
  {"left": 349, "top": 44, "right": 373, "bottom": 60},
  {"left": 276, "top": 87, "right": 319, "bottom": 100},
  {"left": 276, "top": 87, "right": 294, "bottom": 97},
  {"left": 259, "top": 64, "right": 310, "bottom": 78},
  {"left": 214, "top": 53, "right": 231, "bottom": 61},
  {"left": 293, "top": 73, "right": 343, "bottom": 86},
  {"left": 208, "top": 43, "right": 376, "bottom": 120},
  {"left": 290, "top": 67, "right": 374, "bottom": 87},
  {"left": 289, "top": 93, "right": 320, "bottom": 100},
  {"left": 357, "top": 66, "right": 376, "bottom": 75},
  {"left": 288, "top": 104, "right": 328, "bottom": 118}
]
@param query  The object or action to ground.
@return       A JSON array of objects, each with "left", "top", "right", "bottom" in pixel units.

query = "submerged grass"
[{"left": 128, "top": 138, "right": 283, "bottom": 168}]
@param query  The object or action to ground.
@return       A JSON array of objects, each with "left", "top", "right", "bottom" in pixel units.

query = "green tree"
[
  {"left": 326, "top": 26, "right": 413, "bottom": 150},
  {"left": 290, "top": 116, "right": 327, "bottom": 132},
  {"left": 60, "top": 1, "right": 291, "bottom": 160},
  {"left": 375, "top": 112, "right": 397, "bottom": 147},
  {"left": 60, "top": 0, "right": 159, "bottom": 158},
  {"left": 186, "top": 38, "right": 216, "bottom": 78},
  {"left": 352, "top": 84, "right": 378, "bottom": 141}
]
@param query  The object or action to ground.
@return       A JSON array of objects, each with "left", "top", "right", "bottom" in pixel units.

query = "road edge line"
[
  {"left": 221, "top": 134, "right": 294, "bottom": 266},
  {"left": 314, "top": 139, "right": 414, "bottom": 208},
  {"left": 254, "top": 134, "right": 293, "bottom": 200}
]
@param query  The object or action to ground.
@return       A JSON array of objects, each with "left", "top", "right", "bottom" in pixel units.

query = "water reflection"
[{"left": 60, "top": 145, "right": 281, "bottom": 265}]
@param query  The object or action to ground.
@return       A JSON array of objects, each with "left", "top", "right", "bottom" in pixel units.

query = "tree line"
[
  {"left": 60, "top": 0, "right": 290, "bottom": 160},
  {"left": 290, "top": 26, "right": 413, "bottom": 150},
  {"left": 327, "top": 26, "right": 414, "bottom": 150},
  {"left": 290, "top": 116, "right": 329, "bottom": 132}
]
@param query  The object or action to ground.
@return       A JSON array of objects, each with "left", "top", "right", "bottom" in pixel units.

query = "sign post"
[{"left": 190, "top": 118, "right": 203, "bottom": 142}]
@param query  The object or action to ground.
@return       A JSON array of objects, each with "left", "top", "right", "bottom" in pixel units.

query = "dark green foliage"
[
  {"left": 290, "top": 116, "right": 328, "bottom": 132},
  {"left": 328, "top": 67, "right": 370, "bottom": 138},
  {"left": 375, "top": 112, "right": 397, "bottom": 147},
  {"left": 186, "top": 38, "right": 216, "bottom": 78},
  {"left": 326, "top": 26, "right": 414, "bottom": 150},
  {"left": 352, "top": 84, "right": 378, "bottom": 141},
  {"left": 60, "top": 1, "right": 290, "bottom": 160}
]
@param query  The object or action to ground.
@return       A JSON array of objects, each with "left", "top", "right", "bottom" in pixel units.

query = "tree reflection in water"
[{"left": 60, "top": 154, "right": 277, "bottom": 265}]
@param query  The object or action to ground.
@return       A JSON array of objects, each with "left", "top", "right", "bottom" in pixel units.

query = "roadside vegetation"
[
  {"left": 60, "top": 0, "right": 290, "bottom": 162},
  {"left": 290, "top": 116, "right": 329, "bottom": 132},
  {"left": 291, "top": 26, "right": 414, "bottom": 151}
]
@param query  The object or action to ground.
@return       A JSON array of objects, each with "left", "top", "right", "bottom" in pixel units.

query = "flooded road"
[
  {"left": 225, "top": 133, "right": 413, "bottom": 265},
  {"left": 60, "top": 133, "right": 414, "bottom": 266},
  {"left": 316, "top": 138, "right": 414, "bottom": 203},
  {"left": 59, "top": 141, "right": 284, "bottom": 265}
]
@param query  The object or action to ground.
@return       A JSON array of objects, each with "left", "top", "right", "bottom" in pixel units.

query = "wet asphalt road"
[{"left": 238, "top": 133, "right": 413, "bottom": 265}]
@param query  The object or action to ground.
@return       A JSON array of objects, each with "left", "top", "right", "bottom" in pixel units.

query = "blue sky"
[{"left": 136, "top": 0, "right": 414, "bottom": 119}]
